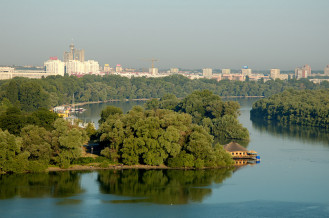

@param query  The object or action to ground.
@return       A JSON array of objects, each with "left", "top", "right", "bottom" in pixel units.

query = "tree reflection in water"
[
  {"left": 97, "top": 169, "right": 233, "bottom": 204},
  {"left": 0, "top": 171, "right": 85, "bottom": 199},
  {"left": 251, "top": 117, "right": 329, "bottom": 146}
]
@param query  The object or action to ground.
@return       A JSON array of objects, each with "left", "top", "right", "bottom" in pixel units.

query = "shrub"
[
  {"left": 194, "top": 158, "right": 204, "bottom": 169},
  {"left": 100, "top": 160, "right": 109, "bottom": 168},
  {"left": 71, "top": 157, "right": 95, "bottom": 165},
  {"left": 28, "top": 160, "right": 48, "bottom": 173},
  {"left": 167, "top": 151, "right": 194, "bottom": 168},
  {"left": 95, "top": 156, "right": 109, "bottom": 163}
]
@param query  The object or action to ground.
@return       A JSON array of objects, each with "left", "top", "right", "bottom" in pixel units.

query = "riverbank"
[
  {"left": 47, "top": 164, "right": 170, "bottom": 172},
  {"left": 60, "top": 96, "right": 264, "bottom": 108},
  {"left": 46, "top": 163, "right": 237, "bottom": 172}
]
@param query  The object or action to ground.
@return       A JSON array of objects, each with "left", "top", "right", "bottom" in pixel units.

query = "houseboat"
[{"left": 224, "top": 142, "right": 260, "bottom": 161}]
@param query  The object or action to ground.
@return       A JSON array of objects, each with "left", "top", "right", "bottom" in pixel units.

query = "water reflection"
[
  {"left": 97, "top": 169, "right": 233, "bottom": 204},
  {"left": 251, "top": 118, "right": 329, "bottom": 145},
  {"left": 76, "top": 101, "right": 145, "bottom": 128},
  {"left": 0, "top": 171, "right": 85, "bottom": 199}
]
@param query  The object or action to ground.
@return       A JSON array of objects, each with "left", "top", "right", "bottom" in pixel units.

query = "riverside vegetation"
[
  {"left": 250, "top": 89, "right": 329, "bottom": 128},
  {"left": 0, "top": 109, "right": 89, "bottom": 173},
  {"left": 98, "top": 90, "right": 245, "bottom": 168},
  {"left": 1, "top": 74, "right": 329, "bottom": 112},
  {"left": 0, "top": 90, "right": 247, "bottom": 173}
]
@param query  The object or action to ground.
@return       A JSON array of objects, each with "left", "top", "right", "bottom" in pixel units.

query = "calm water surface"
[{"left": 1, "top": 98, "right": 329, "bottom": 218}]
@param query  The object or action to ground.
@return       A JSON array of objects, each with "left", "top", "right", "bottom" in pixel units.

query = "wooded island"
[
  {"left": 0, "top": 90, "right": 248, "bottom": 174},
  {"left": 250, "top": 89, "right": 329, "bottom": 128}
]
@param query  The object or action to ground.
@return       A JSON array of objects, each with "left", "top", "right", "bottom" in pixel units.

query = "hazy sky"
[{"left": 1, "top": 0, "right": 328, "bottom": 70}]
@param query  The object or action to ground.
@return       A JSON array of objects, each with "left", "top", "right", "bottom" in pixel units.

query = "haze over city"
[{"left": 1, "top": 0, "right": 329, "bottom": 70}]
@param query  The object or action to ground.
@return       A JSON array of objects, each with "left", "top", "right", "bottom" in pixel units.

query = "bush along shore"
[{"left": 0, "top": 90, "right": 249, "bottom": 174}]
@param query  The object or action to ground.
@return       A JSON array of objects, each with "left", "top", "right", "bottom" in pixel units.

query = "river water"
[{"left": 1, "top": 98, "right": 329, "bottom": 217}]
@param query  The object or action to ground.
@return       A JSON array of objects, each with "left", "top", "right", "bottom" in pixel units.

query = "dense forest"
[
  {"left": 0, "top": 74, "right": 328, "bottom": 112},
  {"left": 250, "top": 89, "right": 329, "bottom": 128}
]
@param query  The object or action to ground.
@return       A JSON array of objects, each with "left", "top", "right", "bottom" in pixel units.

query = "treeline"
[
  {"left": 1, "top": 74, "right": 328, "bottom": 112},
  {"left": 97, "top": 91, "right": 247, "bottom": 168},
  {"left": 250, "top": 89, "right": 329, "bottom": 128},
  {"left": 144, "top": 90, "right": 249, "bottom": 141},
  {"left": 0, "top": 104, "right": 90, "bottom": 173}
]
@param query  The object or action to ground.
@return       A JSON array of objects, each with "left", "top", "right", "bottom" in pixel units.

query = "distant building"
[
  {"left": 221, "top": 73, "right": 245, "bottom": 81},
  {"left": 149, "top": 68, "right": 158, "bottom": 75},
  {"left": 0, "top": 67, "right": 14, "bottom": 80},
  {"left": 125, "top": 68, "right": 136, "bottom": 72},
  {"left": 104, "top": 64, "right": 111, "bottom": 72},
  {"left": 170, "top": 68, "right": 179, "bottom": 74},
  {"left": 270, "top": 69, "right": 280, "bottom": 79},
  {"left": 64, "top": 43, "right": 85, "bottom": 62},
  {"left": 304, "top": 64, "right": 311, "bottom": 76},
  {"left": 66, "top": 60, "right": 84, "bottom": 75},
  {"left": 295, "top": 65, "right": 311, "bottom": 79},
  {"left": 241, "top": 66, "right": 252, "bottom": 76},
  {"left": 221, "top": 69, "right": 231, "bottom": 74},
  {"left": 116, "top": 64, "right": 123, "bottom": 73},
  {"left": 66, "top": 60, "right": 99, "bottom": 75},
  {"left": 324, "top": 65, "right": 329, "bottom": 76},
  {"left": 44, "top": 59, "right": 65, "bottom": 76},
  {"left": 84, "top": 60, "right": 100, "bottom": 74},
  {"left": 203, "top": 68, "right": 212, "bottom": 78}
]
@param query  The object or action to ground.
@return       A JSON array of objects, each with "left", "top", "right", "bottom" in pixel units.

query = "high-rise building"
[
  {"left": 295, "top": 65, "right": 311, "bottom": 79},
  {"left": 324, "top": 65, "right": 329, "bottom": 75},
  {"left": 104, "top": 64, "right": 111, "bottom": 72},
  {"left": 203, "top": 68, "right": 212, "bottom": 78},
  {"left": 304, "top": 64, "right": 311, "bottom": 76},
  {"left": 66, "top": 60, "right": 84, "bottom": 75},
  {"left": 241, "top": 66, "right": 252, "bottom": 76},
  {"left": 170, "top": 68, "right": 179, "bottom": 74},
  {"left": 222, "top": 69, "right": 231, "bottom": 74},
  {"left": 116, "top": 64, "right": 123, "bottom": 73},
  {"left": 84, "top": 60, "right": 99, "bottom": 74},
  {"left": 65, "top": 60, "right": 99, "bottom": 75},
  {"left": 149, "top": 68, "right": 158, "bottom": 75},
  {"left": 64, "top": 43, "right": 85, "bottom": 62},
  {"left": 270, "top": 69, "right": 280, "bottom": 79},
  {"left": 44, "top": 59, "right": 65, "bottom": 76}
]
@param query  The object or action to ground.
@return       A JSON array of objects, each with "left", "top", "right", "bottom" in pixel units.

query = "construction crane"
[{"left": 142, "top": 58, "right": 159, "bottom": 68}]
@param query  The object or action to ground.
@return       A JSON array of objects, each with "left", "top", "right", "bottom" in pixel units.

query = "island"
[{"left": 250, "top": 89, "right": 329, "bottom": 128}]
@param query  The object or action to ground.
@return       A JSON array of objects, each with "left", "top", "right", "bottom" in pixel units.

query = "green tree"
[
  {"left": 52, "top": 119, "right": 88, "bottom": 168},
  {"left": 0, "top": 129, "right": 29, "bottom": 173},
  {"left": 99, "top": 106, "right": 123, "bottom": 124}
]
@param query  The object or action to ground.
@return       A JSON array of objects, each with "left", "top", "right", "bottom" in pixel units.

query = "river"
[{"left": 1, "top": 98, "right": 329, "bottom": 217}]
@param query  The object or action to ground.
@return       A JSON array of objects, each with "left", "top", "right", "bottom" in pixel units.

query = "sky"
[{"left": 0, "top": 0, "right": 328, "bottom": 70}]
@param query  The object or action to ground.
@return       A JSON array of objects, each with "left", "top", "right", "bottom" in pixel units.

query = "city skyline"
[{"left": 1, "top": 0, "right": 329, "bottom": 70}]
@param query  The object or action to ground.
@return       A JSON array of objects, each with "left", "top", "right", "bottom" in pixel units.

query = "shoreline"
[
  {"left": 60, "top": 96, "right": 264, "bottom": 108},
  {"left": 47, "top": 164, "right": 170, "bottom": 172},
  {"left": 46, "top": 164, "right": 235, "bottom": 172}
]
